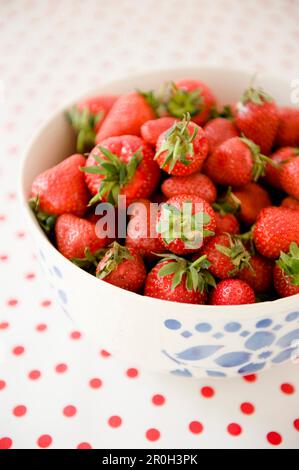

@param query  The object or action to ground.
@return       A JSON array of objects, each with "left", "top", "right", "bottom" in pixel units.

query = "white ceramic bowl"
[{"left": 20, "top": 67, "right": 299, "bottom": 379}]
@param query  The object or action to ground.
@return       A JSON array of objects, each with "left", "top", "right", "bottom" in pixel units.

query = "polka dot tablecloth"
[{"left": 1, "top": 0, "right": 299, "bottom": 450}]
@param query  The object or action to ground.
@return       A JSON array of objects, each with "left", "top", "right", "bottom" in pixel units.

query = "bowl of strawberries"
[{"left": 20, "top": 67, "right": 299, "bottom": 379}]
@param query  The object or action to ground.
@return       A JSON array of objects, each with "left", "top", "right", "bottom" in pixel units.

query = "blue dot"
[
  {"left": 272, "top": 324, "right": 282, "bottom": 331},
  {"left": 240, "top": 330, "right": 250, "bottom": 337},
  {"left": 181, "top": 330, "right": 192, "bottom": 338},
  {"left": 286, "top": 312, "right": 299, "bottom": 322},
  {"left": 58, "top": 289, "right": 67, "bottom": 305},
  {"left": 238, "top": 362, "right": 266, "bottom": 374},
  {"left": 207, "top": 370, "right": 226, "bottom": 378},
  {"left": 213, "top": 332, "right": 223, "bottom": 339},
  {"left": 164, "top": 319, "right": 181, "bottom": 330},
  {"left": 224, "top": 322, "right": 241, "bottom": 332},
  {"left": 245, "top": 331, "right": 275, "bottom": 351},
  {"left": 256, "top": 319, "right": 272, "bottom": 328},
  {"left": 258, "top": 351, "right": 272, "bottom": 359},
  {"left": 195, "top": 322, "right": 212, "bottom": 333},
  {"left": 53, "top": 266, "right": 63, "bottom": 278}
]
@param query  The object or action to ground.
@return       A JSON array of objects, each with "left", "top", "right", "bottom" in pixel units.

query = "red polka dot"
[
  {"left": 280, "top": 383, "right": 295, "bottom": 395},
  {"left": 0, "top": 437, "right": 12, "bottom": 449},
  {"left": 0, "top": 380, "right": 6, "bottom": 390},
  {"left": 145, "top": 428, "right": 160, "bottom": 442},
  {"left": 41, "top": 299, "right": 51, "bottom": 307},
  {"left": 240, "top": 402, "right": 255, "bottom": 415},
  {"left": 227, "top": 423, "right": 242, "bottom": 436},
  {"left": 126, "top": 368, "right": 138, "bottom": 378},
  {"left": 243, "top": 374, "right": 257, "bottom": 382},
  {"left": 0, "top": 254, "right": 8, "bottom": 261},
  {"left": 28, "top": 370, "right": 41, "bottom": 380},
  {"left": 37, "top": 434, "right": 52, "bottom": 448},
  {"left": 13, "top": 405, "right": 27, "bottom": 417},
  {"left": 108, "top": 415, "right": 122, "bottom": 428},
  {"left": 7, "top": 298, "right": 18, "bottom": 307},
  {"left": 77, "top": 442, "right": 92, "bottom": 449},
  {"left": 294, "top": 419, "right": 299, "bottom": 431},
  {"left": 25, "top": 272, "right": 35, "bottom": 280},
  {"left": 12, "top": 346, "right": 24, "bottom": 355},
  {"left": 0, "top": 215, "right": 6, "bottom": 221},
  {"left": 100, "top": 349, "right": 111, "bottom": 358},
  {"left": 55, "top": 363, "right": 68, "bottom": 373},
  {"left": 189, "top": 421, "right": 204, "bottom": 434},
  {"left": 36, "top": 323, "right": 47, "bottom": 332},
  {"left": 89, "top": 378, "right": 102, "bottom": 389},
  {"left": 63, "top": 405, "right": 77, "bottom": 417},
  {"left": 267, "top": 431, "right": 282, "bottom": 446},
  {"left": 70, "top": 331, "right": 81, "bottom": 340},
  {"left": 152, "top": 394, "right": 165, "bottom": 406},
  {"left": 201, "top": 386, "right": 215, "bottom": 398},
  {"left": 16, "top": 231, "right": 25, "bottom": 238},
  {"left": 0, "top": 322, "right": 9, "bottom": 329}
]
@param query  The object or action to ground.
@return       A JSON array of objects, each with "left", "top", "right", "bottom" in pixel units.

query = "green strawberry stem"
[
  {"left": 71, "top": 247, "right": 106, "bottom": 274},
  {"left": 212, "top": 187, "right": 241, "bottom": 216},
  {"left": 241, "top": 84, "right": 273, "bottom": 105},
  {"left": 166, "top": 82, "right": 203, "bottom": 118},
  {"left": 209, "top": 105, "right": 233, "bottom": 120},
  {"left": 216, "top": 234, "right": 253, "bottom": 276},
  {"left": 276, "top": 242, "right": 299, "bottom": 286},
  {"left": 154, "top": 113, "right": 198, "bottom": 172},
  {"left": 96, "top": 242, "right": 133, "bottom": 280},
  {"left": 157, "top": 253, "right": 215, "bottom": 292},
  {"left": 82, "top": 147, "right": 143, "bottom": 206},
  {"left": 240, "top": 136, "right": 274, "bottom": 181},
  {"left": 28, "top": 196, "right": 57, "bottom": 235},
  {"left": 66, "top": 106, "right": 103, "bottom": 153}
]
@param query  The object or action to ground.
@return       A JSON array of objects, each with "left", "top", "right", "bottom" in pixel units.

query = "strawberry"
[
  {"left": 156, "top": 194, "right": 216, "bottom": 255},
  {"left": 96, "top": 242, "right": 146, "bottom": 293},
  {"left": 276, "top": 107, "right": 299, "bottom": 147},
  {"left": 264, "top": 147, "right": 299, "bottom": 189},
  {"left": 95, "top": 92, "right": 155, "bottom": 142},
  {"left": 161, "top": 172, "right": 216, "bottom": 203},
  {"left": 168, "top": 79, "right": 216, "bottom": 125},
  {"left": 55, "top": 214, "right": 108, "bottom": 261},
  {"left": 144, "top": 254, "right": 215, "bottom": 304},
  {"left": 238, "top": 254, "right": 273, "bottom": 294},
  {"left": 198, "top": 233, "right": 251, "bottom": 279},
  {"left": 281, "top": 196, "right": 299, "bottom": 211},
  {"left": 253, "top": 207, "right": 299, "bottom": 258},
  {"left": 234, "top": 86, "right": 279, "bottom": 155},
  {"left": 83, "top": 136, "right": 160, "bottom": 206},
  {"left": 155, "top": 114, "right": 208, "bottom": 175},
  {"left": 66, "top": 95, "right": 118, "bottom": 152},
  {"left": 214, "top": 213, "right": 240, "bottom": 235},
  {"left": 141, "top": 117, "right": 177, "bottom": 146},
  {"left": 203, "top": 117, "right": 238, "bottom": 154},
  {"left": 125, "top": 199, "right": 165, "bottom": 260},
  {"left": 232, "top": 182, "right": 271, "bottom": 225},
  {"left": 274, "top": 242, "right": 299, "bottom": 297},
  {"left": 30, "top": 154, "right": 89, "bottom": 217},
  {"left": 204, "top": 137, "right": 270, "bottom": 186},
  {"left": 280, "top": 156, "right": 299, "bottom": 200},
  {"left": 210, "top": 279, "right": 255, "bottom": 305}
]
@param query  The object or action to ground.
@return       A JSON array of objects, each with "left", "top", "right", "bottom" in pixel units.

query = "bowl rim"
[{"left": 19, "top": 65, "right": 299, "bottom": 320}]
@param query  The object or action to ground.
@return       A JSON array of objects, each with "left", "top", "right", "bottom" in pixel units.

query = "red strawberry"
[
  {"left": 214, "top": 212, "right": 240, "bottom": 235},
  {"left": 83, "top": 136, "right": 160, "bottom": 206},
  {"left": 281, "top": 196, "right": 299, "bottom": 211},
  {"left": 30, "top": 154, "right": 89, "bottom": 217},
  {"left": 161, "top": 172, "right": 216, "bottom": 203},
  {"left": 264, "top": 147, "right": 299, "bottom": 189},
  {"left": 141, "top": 117, "right": 177, "bottom": 146},
  {"left": 204, "top": 137, "right": 269, "bottom": 186},
  {"left": 125, "top": 199, "right": 165, "bottom": 260},
  {"left": 253, "top": 207, "right": 299, "bottom": 258},
  {"left": 280, "top": 156, "right": 299, "bottom": 200},
  {"left": 96, "top": 242, "right": 146, "bottom": 293},
  {"left": 169, "top": 79, "right": 216, "bottom": 126},
  {"left": 156, "top": 194, "right": 216, "bottom": 255},
  {"left": 95, "top": 92, "right": 155, "bottom": 142},
  {"left": 232, "top": 182, "right": 271, "bottom": 225},
  {"left": 55, "top": 214, "right": 108, "bottom": 261},
  {"left": 204, "top": 117, "right": 238, "bottom": 154},
  {"left": 198, "top": 233, "right": 251, "bottom": 279},
  {"left": 234, "top": 86, "right": 279, "bottom": 155},
  {"left": 155, "top": 115, "right": 208, "bottom": 175},
  {"left": 238, "top": 254, "right": 273, "bottom": 294},
  {"left": 144, "top": 254, "right": 215, "bottom": 304},
  {"left": 274, "top": 242, "right": 299, "bottom": 297},
  {"left": 210, "top": 279, "right": 255, "bottom": 305},
  {"left": 67, "top": 95, "right": 118, "bottom": 152},
  {"left": 276, "top": 107, "right": 299, "bottom": 147}
]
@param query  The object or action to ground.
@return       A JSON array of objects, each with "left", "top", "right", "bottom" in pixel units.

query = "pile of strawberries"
[{"left": 29, "top": 78, "right": 299, "bottom": 306}]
